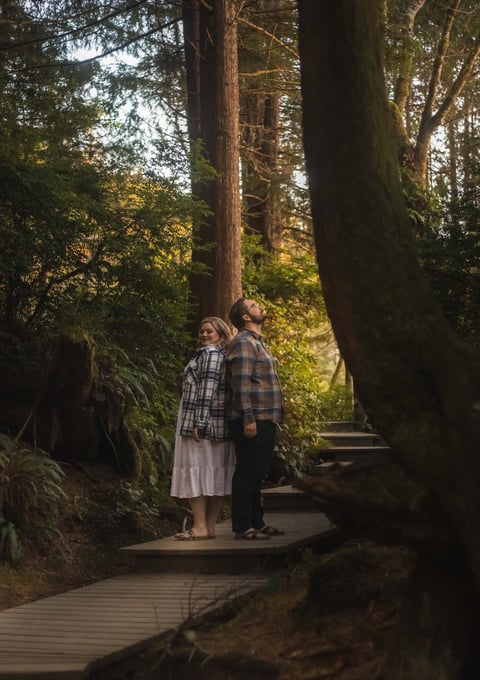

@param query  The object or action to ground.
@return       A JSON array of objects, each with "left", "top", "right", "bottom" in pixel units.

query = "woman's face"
[{"left": 198, "top": 322, "right": 221, "bottom": 346}]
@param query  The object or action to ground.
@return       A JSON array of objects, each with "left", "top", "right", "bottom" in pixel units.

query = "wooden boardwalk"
[
  {"left": 0, "top": 572, "right": 268, "bottom": 679},
  {"left": 123, "top": 510, "right": 334, "bottom": 574},
  {"left": 0, "top": 494, "right": 335, "bottom": 680}
]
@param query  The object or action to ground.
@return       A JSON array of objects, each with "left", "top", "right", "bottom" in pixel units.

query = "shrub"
[
  {"left": 242, "top": 240, "right": 354, "bottom": 475},
  {"left": 0, "top": 435, "right": 66, "bottom": 561}
]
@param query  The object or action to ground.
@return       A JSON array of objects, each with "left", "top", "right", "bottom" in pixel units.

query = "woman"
[{"left": 170, "top": 317, "right": 235, "bottom": 540}]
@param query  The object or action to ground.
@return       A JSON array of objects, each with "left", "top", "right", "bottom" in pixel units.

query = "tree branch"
[
  {"left": 19, "top": 18, "right": 180, "bottom": 71},
  {"left": 0, "top": 0, "right": 150, "bottom": 51}
]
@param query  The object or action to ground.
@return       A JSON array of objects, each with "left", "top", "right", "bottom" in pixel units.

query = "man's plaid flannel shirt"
[{"left": 226, "top": 329, "right": 284, "bottom": 425}]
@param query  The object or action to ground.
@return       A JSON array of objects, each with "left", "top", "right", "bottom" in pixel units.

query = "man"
[{"left": 226, "top": 298, "right": 284, "bottom": 540}]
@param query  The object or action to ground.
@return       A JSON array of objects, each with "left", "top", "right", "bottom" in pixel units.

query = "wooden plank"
[
  {"left": 0, "top": 572, "right": 268, "bottom": 679},
  {"left": 127, "top": 511, "right": 335, "bottom": 574},
  {"left": 0, "top": 511, "right": 332, "bottom": 678},
  {"left": 123, "top": 511, "right": 334, "bottom": 556}
]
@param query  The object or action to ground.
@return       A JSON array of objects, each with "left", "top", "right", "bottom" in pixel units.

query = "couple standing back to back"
[{"left": 170, "top": 298, "right": 284, "bottom": 541}]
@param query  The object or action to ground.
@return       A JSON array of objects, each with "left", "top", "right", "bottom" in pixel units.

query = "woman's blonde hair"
[{"left": 198, "top": 316, "right": 233, "bottom": 348}]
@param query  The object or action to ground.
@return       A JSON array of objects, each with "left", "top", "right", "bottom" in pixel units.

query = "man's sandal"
[
  {"left": 234, "top": 528, "right": 270, "bottom": 540},
  {"left": 259, "top": 525, "right": 285, "bottom": 536}
]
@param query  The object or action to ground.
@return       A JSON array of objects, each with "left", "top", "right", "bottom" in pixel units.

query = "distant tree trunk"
[
  {"left": 388, "top": 0, "right": 428, "bottom": 168},
  {"left": 242, "top": 92, "right": 282, "bottom": 257},
  {"left": 391, "top": 0, "right": 429, "bottom": 116},
  {"left": 460, "top": 98, "right": 475, "bottom": 195},
  {"left": 297, "top": 0, "right": 480, "bottom": 677},
  {"left": 182, "top": 0, "right": 242, "bottom": 328},
  {"left": 447, "top": 118, "right": 458, "bottom": 200},
  {"left": 387, "top": 0, "right": 480, "bottom": 188}
]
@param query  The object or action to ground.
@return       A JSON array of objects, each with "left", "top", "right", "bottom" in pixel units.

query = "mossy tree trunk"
[
  {"left": 297, "top": 1, "right": 480, "bottom": 676},
  {"left": 49, "top": 333, "right": 97, "bottom": 461},
  {"left": 0, "top": 332, "right": 136, "bottom": 472},
  {"left": 47, "top": 334, "right": 137, "bottom": 473}
]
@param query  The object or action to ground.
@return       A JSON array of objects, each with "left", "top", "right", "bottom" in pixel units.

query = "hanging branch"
[{"left": 0, "top": 0, "right": 150, "bottom": 51}]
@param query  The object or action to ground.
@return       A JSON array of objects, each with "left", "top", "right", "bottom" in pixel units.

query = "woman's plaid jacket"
[{"left": 178, "top": 345, "right": 229, "bottom": 441}]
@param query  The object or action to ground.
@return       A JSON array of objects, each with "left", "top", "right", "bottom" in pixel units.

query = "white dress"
[{"left": 170, "top": 399, "right": 236, "bottom": 498}]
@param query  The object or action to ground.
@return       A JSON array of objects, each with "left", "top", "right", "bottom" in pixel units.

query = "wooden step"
[
  {"left": 320, "top": 431, "right": 382, "bottom": 447},
  {"left": 121, "top": 511, "right": 336, "bottom": 575},
  {"left": 324, "top": 420, "right": 362, "bottom": 432},
  {"left": 261, "top": 484, "right": 320, "bottom": 512},
  {"left": 320, "top": 445, "right": 390, "bottom": 462}
]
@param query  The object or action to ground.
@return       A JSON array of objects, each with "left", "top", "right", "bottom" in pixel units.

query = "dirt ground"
[
  {"left": 0, "top": 465, "right": 414, "bottom": 679},
  {"left": 150, "top": 541, "right": 413, "bottom": 680}
]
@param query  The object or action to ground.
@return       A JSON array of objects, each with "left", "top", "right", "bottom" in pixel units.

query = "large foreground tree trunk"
[{"left": 297, "top": 1, "right": 480, "bottom": 677}]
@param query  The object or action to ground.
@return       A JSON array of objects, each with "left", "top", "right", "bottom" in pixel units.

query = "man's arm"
[{"left": 228, "top": 337, "right": 257, "bottom": 426}]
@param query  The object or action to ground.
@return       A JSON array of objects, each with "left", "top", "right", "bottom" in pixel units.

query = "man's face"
[{"left": 244, "top": 300, "right": 268, "bottom": 324}]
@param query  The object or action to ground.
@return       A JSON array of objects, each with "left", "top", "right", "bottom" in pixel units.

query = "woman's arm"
[{"left": 194, "top": 348, "right": 224, "bottom": 435}]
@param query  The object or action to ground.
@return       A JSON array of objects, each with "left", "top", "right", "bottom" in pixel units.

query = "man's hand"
[{"left": 243, "top": 422, "right": 257, "bottom": 438}]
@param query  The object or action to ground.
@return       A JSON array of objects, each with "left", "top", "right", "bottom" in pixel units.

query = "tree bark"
[
  {"left": 242, "top": 92, "right": 282, "bottom": 256},
  {"left": 297, "top": 0, "right": 480, "bottom": 675},
  {"left": 182, "top": 0, "right": 242, "bottom": 327},
  {"left": 391, "top": 0, "right": 429, "bottom": 116},
  {"left": 384, "top": 548, "right": 479, "bottom": 680}
]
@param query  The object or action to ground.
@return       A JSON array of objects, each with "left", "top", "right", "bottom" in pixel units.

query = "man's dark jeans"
[{"left": 229, "top": 419, "right": 276, "bottom": 534}]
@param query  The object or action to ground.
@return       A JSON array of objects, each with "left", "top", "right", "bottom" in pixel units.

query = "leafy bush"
[
  {"left": 242, "top": 237, "right": 353, "bottom": 475},
  {"left": 0, "top": 435, "right": 66, "bottom": 561}
]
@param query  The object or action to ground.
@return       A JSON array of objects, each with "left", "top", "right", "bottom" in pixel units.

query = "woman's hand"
[{"left": 192, "top": 428, "right": 201, "bottom": 442}]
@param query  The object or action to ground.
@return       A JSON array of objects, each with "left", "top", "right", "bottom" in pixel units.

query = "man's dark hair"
[{"left": 229, "top": 297, "right": 247, "bottom": 330}]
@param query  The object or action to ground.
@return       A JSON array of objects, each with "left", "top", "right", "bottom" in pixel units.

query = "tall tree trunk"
[
  {"left": 242, "top": 92, "right": 281, "bottom": 257},
  {"left": 391, "top": 0, "right": 429, "bottom": 115},
  {"left": 297, "top": 0, "right": 480, "bottom": 676},
  {"left": 182, "top": 0, "right": 242, "bottom": 328},
  {"left": 447, "top": 118, "right": 458, "bottom": 201}
]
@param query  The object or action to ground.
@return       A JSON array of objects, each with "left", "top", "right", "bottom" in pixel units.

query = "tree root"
[{"left": 295, "top": 458, "right": 456, "bottom": 550}]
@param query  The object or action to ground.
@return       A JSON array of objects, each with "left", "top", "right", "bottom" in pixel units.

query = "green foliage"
[
  {"left": 242, "top": 236, "right": 351, "bottom": 474},
  {"left": 90, "top": 339, "right": 181, "bottom": 479},
  {"left": 124, "top": 399, "right": 177, "bottom": 483},
  {"left": 400, "top": 167, "right": 441, "bottom": 235},
  {"left": 0, "top": 435, "right": 66, "bottom": 562},
  {"left": 319, "top": 384, "right": 356, "bottom": 422},
  {"left": 113, "top": 478, "right": 166, "bottom": 520},
  {"left": 419, "top": 191, "right": 480, "bottom": 343},
  {"left": 0, "top": 3, "right": 195, "bottom": 488}
]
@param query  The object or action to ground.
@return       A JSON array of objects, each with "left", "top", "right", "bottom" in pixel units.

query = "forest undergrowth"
[{"left": 0, "top": 464, "right": 413, "bottom": 680}]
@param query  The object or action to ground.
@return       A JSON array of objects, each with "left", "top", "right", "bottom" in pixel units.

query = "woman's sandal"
[
  {"left": 259, "top": 525, "right": 285, "bottom": 536},
  {"left": 234, "top": 528, "right": 270, "bottom": 540},
  {"left": 174, "top": 529, "right": 211, "bottom": 541}
]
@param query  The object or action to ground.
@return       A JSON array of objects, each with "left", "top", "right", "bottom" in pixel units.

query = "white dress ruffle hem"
[{"left": 170, "top": 405, "right": 236, "bottom": 499}]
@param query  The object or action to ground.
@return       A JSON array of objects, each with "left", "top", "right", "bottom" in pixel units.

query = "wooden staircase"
[
  {"left": 316, "top": 420, "right": 390, "bottom": 463},
  {"left": 262, "top": 420, "right": 390, "bottom": 513}
]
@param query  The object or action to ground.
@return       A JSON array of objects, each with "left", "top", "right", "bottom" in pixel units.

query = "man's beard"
[{"left": 249, "top": 310, "right": 268, "bottom": 324}]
